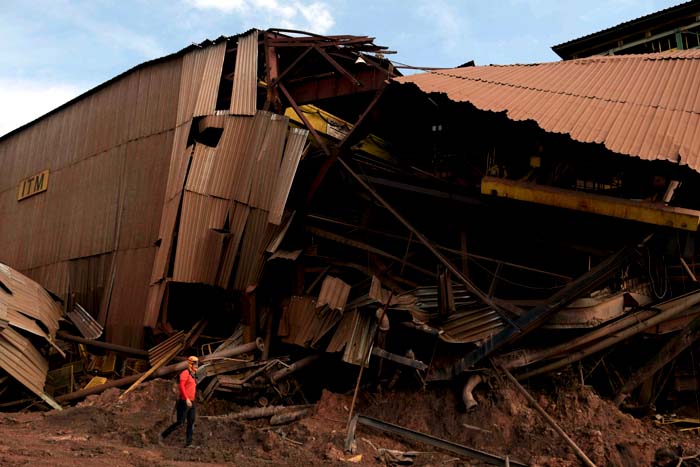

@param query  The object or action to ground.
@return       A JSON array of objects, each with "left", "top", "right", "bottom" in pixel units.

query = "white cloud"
[
  {"left": 0, "top": 79, "right": 83, "bottom": 137},
  {"left": 186, "top": 0, "right": 335, "bottom": 34}
]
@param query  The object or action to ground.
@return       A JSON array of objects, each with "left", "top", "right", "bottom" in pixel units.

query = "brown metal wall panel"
[
  {"left": 231, "top": 111, "right": 274, "bottom": 203},
  {"left": 230, "top": 30, "right": 259, "bottom": 116},
  {"left": 0, "top": 327, "right": 48, "bottom": 397},
  {"left": 233, "top": 207, "right": 272, "bottom": 290},
  {"left": 143, "top": 281, "right": 166, "bottom": 328},
  {"left": 193, "top": 41, "right": 227, "bottom": 117},
  {"left": 68, "top": 253, "right": 114, "bottom": 320},
  {"left": 217, "top": 201, "right": 251, "bottom": 288},
  {"left": 206, "top": 116, "right": 257, "bottom": 199},
  {"left": 22, "top": 262, "right": 70, "bottom": 301},
  {"left": 177, "top": 48, "right": 208, "bottom": 126},
  {"left": 186, "top": 144, "right": 217, "bottom": 194},
  {"left": 248, "top": 114, "right": 289, "bottom": 210},
  {"left": 397, "top": 51, "right": 700, "bottom": 172},
  {"left": 172, "top": 191, "right": 229, "bottom": 283},
  {"left": 269, "top": 127, "right": 308, "bottom": 225},
  {"left": 105, "top": 246, "right": 156, "bottom": 347}
]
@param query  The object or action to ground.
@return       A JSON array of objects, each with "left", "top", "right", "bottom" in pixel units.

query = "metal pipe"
[
  {"left": 56, "top": 331, "right": 149, "bottom": 357},
  {"left": 56, "top": 339, "right": 263, "bottom": 403},
  {"left": 462, "top": 374, "right": 483, "bottom": 410},
  {"left": 518, "top": 291, "right": 700, "bottom": 380},
  {"left": 269, "top": 354, "right": 321, "bottom": 383}
]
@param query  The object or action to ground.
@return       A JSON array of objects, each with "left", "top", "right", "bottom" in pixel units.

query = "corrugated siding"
[
  {"left": 317, "top": 276, "right": 352, "bottom": 312},
  {"left": 397, "top": 50, "right": 700, "bottom": 171},
  {"left": 231, "top": 111, "right": 274, "bottom": 203},
  {"left": 186, "top": 144, "right": 218, "bottom": 194},
  {"left": 249, "top": 114, "right": 288, "bottom": 210},
  {"left": 230, "top": 30, "right": 259, "bottom": 116},
  {"left": 172, "top": 191, "right": 229, "bottom": 283},
  {"left": 68, "top": 253, "right": 114, "bottom": 320},
  {"left": 217, "top": 201, "right": 251, "bottom": 288},
  {"left": 206, "top": 117, "right": 257, "bottom": 199},
  {"left": 0, "top": 263, "right": 62, "bottom": 335},
  {"left": 269, "top": 128, "right": 308, "bottom": 225},
  {"left": 233, "top": 208, "right": 273, "bottom": 290},
  {"left": 278, "top": 296, "right": 342, "bottom": 348},
  {"left": 0, "top": 327, "right": 49, "bottom": 397},
  {"left": 105, "top": 246, "right": 157, "bottom": 347},
  {"left": 193, "top": 41, "right": 227, "bottom": 117}
]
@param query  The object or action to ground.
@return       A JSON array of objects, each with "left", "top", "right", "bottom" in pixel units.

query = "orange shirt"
[{"left": 178, "top": 369, "right": 196, "bottom": 401}]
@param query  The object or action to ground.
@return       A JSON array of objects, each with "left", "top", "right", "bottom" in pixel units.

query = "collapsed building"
[{"left": 1, "top": 20, "right": 700, "bottom": 452}]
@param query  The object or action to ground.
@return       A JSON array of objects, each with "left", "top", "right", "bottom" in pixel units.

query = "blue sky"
[{"left": 0, "top": 0, "right": 683, "bottom": 136}]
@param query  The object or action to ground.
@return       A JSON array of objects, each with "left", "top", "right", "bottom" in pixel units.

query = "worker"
[{"left": 159, "top": 355, "right": 199, "bottom": 447}]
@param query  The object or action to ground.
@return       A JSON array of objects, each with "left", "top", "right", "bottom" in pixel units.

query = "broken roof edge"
[
  {"left": 0, "top": 29, "right": 256, "bottom": 144},
  {"left": 551, "top": 1, "right": 699, "bottom": 54}
]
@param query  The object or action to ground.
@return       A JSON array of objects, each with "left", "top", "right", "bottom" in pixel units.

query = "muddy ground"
[{"left": 1, "top": 378, "right": 699, "bottom": 467}]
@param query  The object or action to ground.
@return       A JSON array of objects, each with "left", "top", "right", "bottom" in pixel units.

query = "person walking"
[{"left": 159, "top": 355, "right": 199, "bottom": 447}]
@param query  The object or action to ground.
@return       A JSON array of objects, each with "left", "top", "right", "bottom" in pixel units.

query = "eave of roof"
[
  {"left": 394, "top": 50, "right": 700, "bottom": 172},
  {"left": 552, "top": 1, "right": 699, "bottom": 57}
]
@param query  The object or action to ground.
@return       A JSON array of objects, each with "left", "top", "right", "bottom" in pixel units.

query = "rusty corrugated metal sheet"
[
  {"left": 249, "top": 114, "right": 289, "bottom": 210},
  {"left": 186, "top": 144, "right": 217, "bottom": 194},
  {"left": 233, "top": 208, "right": 273, "bottom": 290},
  {"left": 397, "top": 51, "right": 700, "bottom": 172},
  {"left": 193, "top": 41, "right": 227, "bottom": 117},
  {"left": 206, "top": 116, "right": 256, "bottom": 199},
  {"left": 269, "top": 128, "right": 308, "bottom": 225},
  {"left": 317, "top": 276, "right": 351, "bottom": 312},
  {"left": 65, "top": 303, "right": 104, "bottom": 340},
  {"left": 0, "top": 263, "right": 62, "bottom": 335},
  {"left": 437, "top": 308, "right": 505, "bottom": 344},
  {"left": 326, "top": 309, "right": 376, "bottom": 366},
  {"left": 216, "top": 201, "right": 251, "bottom": 288},
  {"left": 0, "top": 327, "right": 49, "bottom": 398},
  {"left": 148, "top": 331, "right": 184, "bottom": 365},
  {"left": 277, "top": 296, "right": 342, "bottom": 348},
  {"left": 172, "top": 191, "right": 229, "bottom": 283},
  {"left": 177, "top": 47, "right": 209, "bottom": 126},
  {"left": 105, "top": 246, "right": 157, "bottom": 347},
  {"left": 68, "top": 253, "right": 113, "bottom": 320},
  {"left": 230, "top": 30, "right": 259, "bottom": 116},
  {"left": 231, "top": 111, "right": 274, "bottom": 203}
]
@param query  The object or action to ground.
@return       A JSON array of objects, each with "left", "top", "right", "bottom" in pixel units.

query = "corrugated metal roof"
[
  {"left": 317, "top": 276, "right": 351, "bottom": 312},
  {"left": 278, "top": 295, "right": 342, "bottom": 348},
  {"left": 396, "top": 50, "right": 700, "bottom": 172},
  {"left": 269, "top": 127, "right": 308, "bottom": 225},
  {"left": 230, "top": 30, "right": 259, "bottom": 116},
  {"left": 552, "top": 1, "right": 698, "bottom": 50}
]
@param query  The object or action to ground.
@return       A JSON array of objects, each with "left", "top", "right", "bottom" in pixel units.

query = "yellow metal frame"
[{"left": 481, "top": 176, "right": 700, "bottom": 231}]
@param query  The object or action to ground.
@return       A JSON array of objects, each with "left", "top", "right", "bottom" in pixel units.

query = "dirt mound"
[{"left": 1, "top": 378, "right": 699, "bottom": 466}]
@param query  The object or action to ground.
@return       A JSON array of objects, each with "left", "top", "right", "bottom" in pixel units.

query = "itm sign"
[{"left": 17, "top": 170, "right": 49, "bottom": 201}]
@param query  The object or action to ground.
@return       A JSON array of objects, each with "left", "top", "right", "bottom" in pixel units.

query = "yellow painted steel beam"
[
  {"left": 481, "top": 176, "right": 700, "bottom": 231},
  {"left": 284, "top": 104, "right": 391, "bottom": 160}
]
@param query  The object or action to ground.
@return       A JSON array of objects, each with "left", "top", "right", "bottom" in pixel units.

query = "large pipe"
[
  {"left": 518, "top": 291, "right": 700, "bottom": 380},
  {"left": 269, "top": 354, "right": 321, "bottom": 384},
  {"left": 56, "top": 331, "right": 149, "bottom": 357},
  {"left": 56, "top": 338, "right": 264, "bottom": 403},
  {"left": 462, "top": 374, "right": 483, "bottom": 410}
]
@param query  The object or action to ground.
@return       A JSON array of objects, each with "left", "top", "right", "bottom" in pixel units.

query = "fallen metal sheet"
[
  {"left": 268, "top": 128, "right": 308, "bottom": 225},
  {"left": 327, "top": 309, "right": 377, "bottom": 366},
  {"left": 266, "top": 211, "right": 295, "bottom": 254},
  {"left": 437, "top": 307, "right": 506, "bottom": 344},
  {"left": 0, "top": 263, "right": 62, "bottom": 335},
  {"left": 65, "top": 303, "right": 104, "bottom": 340},
  {"left": 317, "top": 276, "right": 351, "bottom": 312},
  {"left": 278, "top": 296, "right": 342, "bottom": 348},
  {"left": 0, "top": 327, "right": 61, "bottom": 409},
  {"left": 268, "top": 249, "right": 303, "bottom": 261},
  {"left": 346, "top": 414, "right": 527, "bottom": 467},
  {"left": 230, "top": 30, "right": 259, "bottom": 116}
]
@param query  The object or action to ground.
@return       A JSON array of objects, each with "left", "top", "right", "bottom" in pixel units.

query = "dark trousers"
[{"left": 161, "top": 399, "right": 196, "bottom": 445}]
